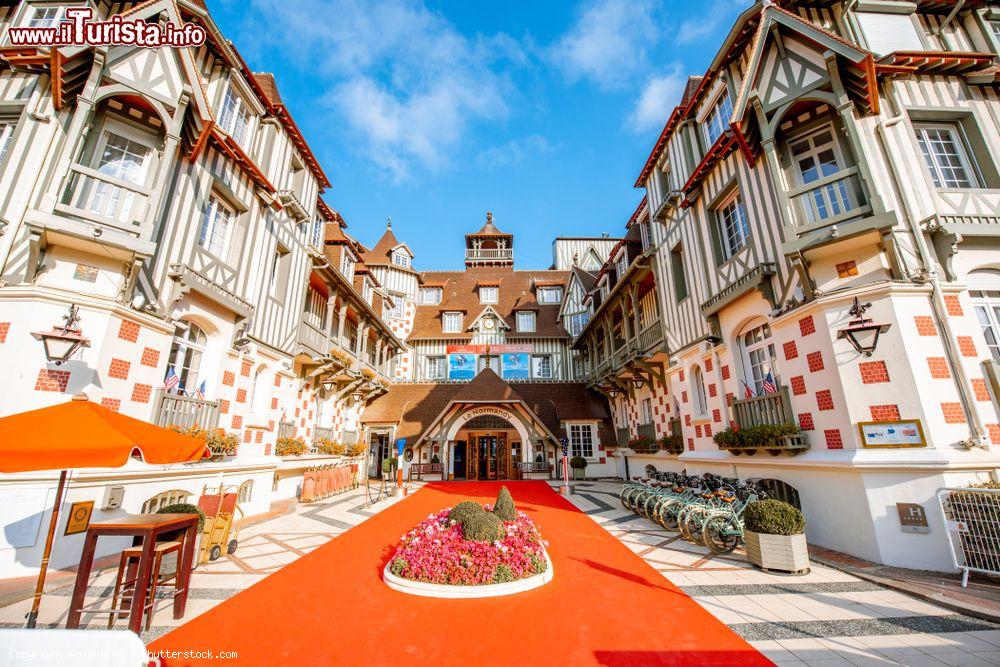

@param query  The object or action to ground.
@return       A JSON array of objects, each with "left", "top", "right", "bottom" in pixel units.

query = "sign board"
[
  {"left": 447, "top": 353, "right": 476, "bottom": 381},
  {"left": 896, "top": 503, "right": 930, "bottom": 534},
  {"left": 64, "top": 500, "right": 94, "bottom": 536},
  {"left": 858, "top": 419, "right": 926, "bottom": 448},
  {"left": 461, "top": 406, "right": 513, "bottom": 422},
  {"left": 447, "top": 344, "right": 533, "bottom": 354}
]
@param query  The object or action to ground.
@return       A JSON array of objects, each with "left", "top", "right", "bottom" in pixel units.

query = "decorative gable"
[
  {"left": 469, "top": 306, "right": 510, "bottom": 333},
  {"left": 757, "top": 36, "right": 830, "bottom": 113},
  {"left": 105, "top": 45, "right": 186, "bottom": 108}
]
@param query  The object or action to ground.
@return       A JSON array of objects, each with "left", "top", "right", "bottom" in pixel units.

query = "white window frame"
[
  {"left": 392, "top": 251, "right": 410, "bottom": 268},
  {"left": 420, "top": 287, "right": 442, "bottom": 305},
  {"left": 615, "top": 254, "right": 628, "bottom": 280},
  {"left": 167, "top": 321, "right": 207, "bottom": 396},
  {"left": 516, "top": 311, "right": 536, "bottom": 333},
  {"left": 198, "top": 194, "right": 235, "bottom": 259},
  {"left": 479, "top": 285, "right": 498, "bottom": 304},
  {"left": 339, "top": 249, "right": 356, "bottom": 281},
  {"left": 568, "top": 423, "right": 596, "bottom": 460},
  {"left": 567, "top": 311, "right": 590, "bottom": 337},
  {"left": 385, "top": 292, "right": 405, "bottom": 319},
  {"left": 141, "top": 489, "right": 191, "bottom": 514},
  {"left": 442, "top": 311, "right": 462, "bottom": 333},
  {"left": 537, "top": 287, "right": 563, "bottom": 304},
  {"left": 972, "top": 290, "right": 1000, "bottom": 363},
  {"left": 691, "top": 365, "right": 708, "bottom": 418},
  {"left": 0, "top": 121, "right": 16, "bottom": 163},
  {"left": 531, "top": 354, "right": 552, "bottom": 379},
  {"left": 737, "top": 321, "right": 778, "bottom": 396},
  {"left": 219, "top": 87, "right": 252, "bottom": 148},
  {"left": 704, "top": 93, "right": 733, "bottom": 146},
  {"left": 913, "top": 122, "right": 981, "bottom": 189},
  {"left": 717, "top": 191, "right": 750, "bottom": 259},
  {"left": 426, "top": 355, "right": 446, "bottom": 380}
]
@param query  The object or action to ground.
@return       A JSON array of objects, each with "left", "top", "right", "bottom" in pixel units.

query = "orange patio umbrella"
[{"left": 0, "top": 394, "right": 211, "bottom": 628}]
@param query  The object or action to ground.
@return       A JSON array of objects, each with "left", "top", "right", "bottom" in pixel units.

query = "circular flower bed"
[{"left": 384, "top": 487, "right": 552, "bottom": 597}]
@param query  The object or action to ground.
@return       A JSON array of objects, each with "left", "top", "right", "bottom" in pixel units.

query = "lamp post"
[
  {"left": 32, "top": 304, "right": 90, "bottom": 365},
  {"left": 837, "top": 297, "right": 891, "bottom": 357},
  {"left": 559, "top": 436, "right": 570, "bottom": 496}
]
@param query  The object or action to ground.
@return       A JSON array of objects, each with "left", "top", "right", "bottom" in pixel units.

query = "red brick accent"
[
  {"left": 118, "top": 320, "right": 139, "bottom": 343},
  {"left": 726, "top": 392, "right": 734, "bottom": 406},
  {"left": 0, "top": 322, "right": 9, "bottom": 343},
  {"left": 100, "top": 398, "right": 121, "bottom": 412},
  {"left": 791, "top": 375, "right": 807, "bottom": 396},
  {"left": 704, "top": 357, "right": 713, "bottom": 372},
  {"left": 712, "top": 409, "right": 721, "bottom": 423},
  {"left": 140, "top": 347, "right": 160, "bottom": 367},
  {"left": 107, "top": 358, "right": 130, "bottom": 380},
  {"left": 944, "top": 295, "right": 963, "bottom": 317},
  {"left": 721, "top": 364, "right": 730, "bottom": 380},
  {"left": 927, "top": 357, "right": 950, "bottom": 379},
  {"left": 824, "top": 429, "right": 843, "bottom": 449},
  {"left": 685, "top": 414, "right": 691, "bottom": 426},
  {"left": 244, "top": 430, "right": 252, "bottom": 443},
  {"left": 816, "top": 389, "right": 834, "bottom": 411},
  {"left": 695, "top": 424, "right": 702, "bottom": 438},
  {"left": 870, "top": 404, "right": 900, "bottom": 421},
  {"left": 131, "top": 383, "right": 152, "bottom": 403},
  {"left": 914, "top": 316, "right": 937, "bottom": 336},
  {"left": 271, "top": 397, "right": 279, "bottom": 409},
  {"left": 35, "top": 369, "right": 70, "bottom": 392},
  {"left": 274, "top": 374, "right": 282, "bottom": 387},
  {"left": 687, "top": 438, "right": 694, "bottom": 451},
  {"left": 236, "top": 388, "right": 247, "bottom": 403},
  {"left": 957, "top": 336, "right": 977, "bottom": 357},
  {"left": 836, "top": 261, "right": 859, "bottom": 278},
  {"left": 679, "top": 369, "right": 685, "bottom": 382},
  {"left": 219, "top": 399, "right": 230, "bottom": 414},
  {"left": 987, "top": 424, "right": 1000, "bottom": 445},
  {"left": 232, "top": 415, "right": 243, "bottom": 429},
  {"left": 783, "top": 341, "right": 799, "bottom": 360},
  {"left": 264, "top": 444, "right": 272, "bottom": 455},
  {"left": 859, "top": 360, "right": 890, "bottom": 384},
  {"left": 255, "top": 430, "right": 263, "bottom": 444},
  {"left": 941, "top": 402, "right": 965, "bottom": 424},
  {"left": 971, "top": 378, "right": 991, "bottom": 402},
  {"left": 807, "top": 351, "right": 824, "bottom": 373},
  {"left": 798, "top": 413, "right": 814, "bottom": 431},
  {"left": 704, "top": 424, "right": 712, "bottom": 438},
  {"left": 799, "top": 315, "right": 816, "bottom": 336},
  {"left": 241, "top": 359, "right": 252, "bottom": 376},
  {"left": 268, "top": 420, "right": 275, "bottom": 431},
  {"left": 681, "top": 391, "right": 688, "bottom": 403},
  {"left": 295, "top": 407, "right": 301, "bottom": 417},
  {"left": 708, "top": 383, "right": 717, "bottom": 398},
  {"left": 222, "top": 371, "right": 235, "bottom": 386}
]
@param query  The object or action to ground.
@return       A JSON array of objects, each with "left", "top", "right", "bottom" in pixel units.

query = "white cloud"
[
  {"left": 475, "top": 135, "right": 555, "bottom": 169},
  {"left": 551, "top": 0, "right": 659, "bottom": 91},
  {"left": 629, "top": 62, "right": 686, "bottom": 133},
  {"left": 675, "top": 0, "right": 745, "bottom": 46},
  {"left": 238, "top": 0, "right": 521, "bottom": 181}
]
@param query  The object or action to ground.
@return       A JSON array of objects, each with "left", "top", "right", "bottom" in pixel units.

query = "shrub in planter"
[
  {"left": 275, "top": 437, "right": 307, "bottom": 457},
  {"left": 743, "top": 499, "right": 808, "bottom": 573},
  {"left": 450, "top": 500, "right": 485, "bottom": 525},
  {"left": 712, "top": 426, "right": 742, "bottom": 451},
  {"left": 462, "top": 511, "right": 503, "bottom": 542},
  {"left": 744, "top": 499, "right": 806, "bottom": 535},
  {"left": 382, "top": 457, "right": 398, "bottom": 476},
  {"left": 493, "top": 486, "right": 517, "bottom": 521},
  {"left": 156, "top": 503, "right": 207, "bottom": 574},
  {"left": 569, "top": 456, "right": 588, "bottom": 480},
  {"left": 628, "top": 437, "right": 657, "bottom": 454},
  {"left": 168, "top": 426, "right": 239, "bottom": 457},
  {"left": 660, "top": 434, "right": 684, "bottom": 454},
  {"left": 493, "top": 564, "right": 515, "bottom": 584}
]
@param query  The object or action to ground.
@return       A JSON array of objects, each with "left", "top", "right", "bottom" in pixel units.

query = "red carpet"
[{"left": 150, "top": 482, "right": 770, "bottom": 666}]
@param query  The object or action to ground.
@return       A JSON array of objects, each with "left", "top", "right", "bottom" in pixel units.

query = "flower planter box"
[
  {"left": 572, "top": 467, "right": 586, "bottom": 480},
  {"left": 744, "top": 530, "right": 809, "bottom": 574}
]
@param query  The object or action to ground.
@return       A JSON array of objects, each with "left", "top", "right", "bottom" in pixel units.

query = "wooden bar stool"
[{"left": 108, "top": 540, "right": 182, "bottom": 631}]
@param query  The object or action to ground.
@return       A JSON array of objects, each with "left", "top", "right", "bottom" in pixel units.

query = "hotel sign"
[
  {"left": 447, "top": 344, "right": 533, "bottom": 354},
  {"left": 461, "top": 406, "right": 513, "bottom": 422}
]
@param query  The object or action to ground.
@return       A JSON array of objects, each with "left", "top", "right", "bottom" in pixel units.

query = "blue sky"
[{"left": 209, "top": 0, "right": 747, "bottom": 269}]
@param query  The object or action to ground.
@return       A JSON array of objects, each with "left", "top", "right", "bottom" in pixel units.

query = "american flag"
[
  {"left": 194, "top": 380, "right": 206, "bottom": 400},
  {"left": 742, "top": 380, "right": 755, "bottom": 399},
  {"left": 761, "top": 371, "right": 777, "bottom": 394},
  {"left": 164, "top": 366, "right": 180, "bottom": 392}
]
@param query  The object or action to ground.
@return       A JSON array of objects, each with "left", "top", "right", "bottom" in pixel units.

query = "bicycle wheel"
[
  {"left": 681, "top": 508, "right": 707, "bottom": 544},
  {"left": 704, "top": 514, "right": 741, "bottom": 554},
  {"left": 658, "top": 500, "right": 682, "bottom": 531}
]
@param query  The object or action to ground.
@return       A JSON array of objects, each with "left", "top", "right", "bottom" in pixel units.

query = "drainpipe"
[
  {"left": 933, "top": 0, "right": 964, "bottom": 51},
  {"left": 874, "top": 91, "right": 986, "bottom": 449}
]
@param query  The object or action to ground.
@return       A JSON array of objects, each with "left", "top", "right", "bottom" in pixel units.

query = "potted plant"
[
  {"left": 569, "top": 456, "right": 588, "bottom": 480},
  {"left": 156, "top": 503, "right": 206, "bottom": 572},
  {"left": 742, "top": 499, "right": 809, "bottom": 574},
  {"left": 628, "top": 436, "right": 657, "bottom": 454},
  {"left": 383, "top": 457, "right": 399, "bottom": 496},
  {"left": 660, "top": 434, "right": 684, "bottom": 455},
  {"left": 275, "top": 436, "right": 308, "bottom": 457}
]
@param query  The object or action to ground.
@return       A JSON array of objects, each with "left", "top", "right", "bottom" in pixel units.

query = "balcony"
[
  {"left": 616, "top": 427, "right": 630, "bottom": 447},
  {"left": 727, "top": 386, "right": 809, "bottom": 455},
  {"left": 152, "top": 389, "right": 221, "bottom": 430},
  {"left": 297, "top": 320, "right": 329, "bottom": 357},
  {"left": 465, "top": 248, "right": 513, "bottom": 262},
  {"left": 636, "top": 320, "right": 662, "bottom": 353},
  {"left": 636, "top": 422, "right": 656, "bottom": 442},
  {"left": 277, "top": 420, "right": 295, "bottom": 439},
  {"left": 787, "top": 167, "right": 870, "bottom": 234},
  {"left": 56, "top": 164, "right": 151, "bottom": 233},
  {"left": 313, "top": 426, "right": 335, "bottom": 444}
]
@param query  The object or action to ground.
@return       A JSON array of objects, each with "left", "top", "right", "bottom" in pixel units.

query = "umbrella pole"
[{"left": 26, "top": 469, "right": 67, "bottom": 629}]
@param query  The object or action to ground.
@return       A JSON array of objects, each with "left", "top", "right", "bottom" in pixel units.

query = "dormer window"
[
  {"left": 420, "top": 286, "right": 442, "bottom": 305},
  {"left": 615, "top": 254, "right": 628, "bottom": 280},
  {"left": 479, "top": 286, "right": 498, "bottom": 304},
  {"left": 516, "top": 311, "right": 536, "bottom": 333},
  {"left": 442, "top": 311, "right": 462, "bottom": 333},
  {"left": 392, "top": 251, "right": 410, "bottom": 268},
  {"left": 537, "top": 287, "right": 563, "bottom": 304},
  {"left": 339, "top": 249, "right": 356, "bottom": 281},
  {"left": 219, "top": 87, "right": 252, "bottom": 147},
  {"left": 704, "top": 93, "right": 733, "bottom": 146}
]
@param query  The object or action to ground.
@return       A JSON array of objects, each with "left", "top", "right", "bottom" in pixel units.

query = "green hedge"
[
  {"left": 449, "top": 501, "right": 484, "bottom": 525},
  {"left": 743, "top": 499, "right": 805, "bottom": 536},
  {"left": 462, "top": 512, "right": 502, "bottom": 542},
  {"left": 493, "top": 486, "right": 517, "bottom": 521},
  {"left": 156, "top": 503, "right": 206, "bottom": 532}
]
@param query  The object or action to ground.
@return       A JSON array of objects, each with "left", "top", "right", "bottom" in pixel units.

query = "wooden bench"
[
  {"left": 516, "top": 461, "right": 552, "bottom": 479},
  {"left": 407, "top": 462, "right": 443, "bottom": 481}
]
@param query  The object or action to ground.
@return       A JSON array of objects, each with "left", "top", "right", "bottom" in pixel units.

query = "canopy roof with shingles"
[
  {"left": 411, "top": 266, "right": 569, "bottom": 340},
  {"left": 361, "top": 369, "right": 614, "bottom": 445}
]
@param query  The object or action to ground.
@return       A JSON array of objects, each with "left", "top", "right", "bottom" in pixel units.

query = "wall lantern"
[
  {"left": 630, "top": 376, "right": 645, "bottom": 389},
  {"left": 319, "top": 377, "right": 336, "bottom": 393},
  {"left": 351, "top": 391, "right": 363, "bottom": 404},
  {"left": 837, "top": 297, "right": 891, "bottom": 357},
  {"left": 606, "top": 386, "right": 620, "bottom": 399},
  {"left": 32, "top": 304, "right": 90, "bottom": 365}
]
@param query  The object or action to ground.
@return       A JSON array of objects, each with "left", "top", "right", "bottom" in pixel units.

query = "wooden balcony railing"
[
  {"left": 731, "top": 385, "right": 795, "bottom": 429},
  {"left": 56, "top": 163, "right": 151, "bottom": 232},
  {"left": 313, "top": 426, "right": 335, "bottom": 443},
  {"left": 465, "top": 248, "right": 513, "bottom": 261},
  {"left": 277, "top": 420, "right": 295, "bottom": 439},
  {"left": 298, "top": 320, "right": 328, "bottom": 356},
  {"left": 788, "top": 167, "right": 870, "bottom": 233},
  {"left": 636, "top": 422, "right": 656, "bottom": 442},
  {"left": 616, "top": 427, "right": 631, "bottom": 447},
  {"left": 152, "top": 389, "right": 220, "bottom": 430},
  {"left": 636, "top": 320, "right": 662, "bottom": 351}
]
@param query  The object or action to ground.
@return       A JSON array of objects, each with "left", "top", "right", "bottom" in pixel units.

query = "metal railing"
[
  {"left": 314, "top": 426, "right": 334, "bottom": 443},
  {"left": 939, "top": 486, "right": 1000, "bottom": 586},
  {"left": 277, "top": 420, "right": 295, "bottom": 439},
  {"left": 342, "top": 430, "right": 359, "bottom": 445},
  {"left": 731, "top": 385, "right": 795, "bottom": 429},
  {"left": 57, "top": 163, "right": 151, "bottom": 232},
  {"left": 616, "top": 427, "right": 631, "bottom": 446},
  {"left": 787, "top": 167, "right": 869, "bottom": 233},
  {"left": 636, "top": 422, "right": 656, "bottom": 442},
  {"left": 152, "top": 389, "right": 220, "bottom": 430}
]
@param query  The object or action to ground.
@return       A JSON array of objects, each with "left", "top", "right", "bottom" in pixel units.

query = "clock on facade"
[{"left": 483, "top": 318, "right": 496, "bottom": 330}]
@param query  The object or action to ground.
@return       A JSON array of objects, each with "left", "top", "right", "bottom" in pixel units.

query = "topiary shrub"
[
  {"left": 382, "top": 457, "right": 397, "bottom": 475},
  {"left": 493, "top": 486, "right": 517, "bottom": 521},
  {"left": 156, "top": 503, "right": 206, "bottom": 532},
  {"left": 462, "top": 511, "right": 502, "bottom": 542},
  {"left": 449, "top": 500, "right": 484, "bottom": 525},
  {"left": 569, "top": 456, "right": 588, "bottom": 470},
  {"left": 743, "top": 499, "right": 805, "bottom": 536}
]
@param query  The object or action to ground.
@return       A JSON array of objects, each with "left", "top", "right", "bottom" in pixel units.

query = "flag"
[
  {"left": 761, "top": 371, "right": 777, "bottom": 394},
  {"left": 164, "top": 366, "right": 180, "bottom": 392},
  {"left": 742, "top": 380, "right": 755, "bottom": 399},
  {"left": 194, "top": 380, "right": 206, "bottom": 400}
]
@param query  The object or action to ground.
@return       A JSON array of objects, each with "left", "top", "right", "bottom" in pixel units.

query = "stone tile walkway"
[{"left": 563, "top": 481, "right": 1000, "bottom": 667}]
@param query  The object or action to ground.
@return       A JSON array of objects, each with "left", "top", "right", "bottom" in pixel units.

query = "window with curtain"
[
  {"left": 167, "top": 322, "right": 207, "bottom": 394},
  {"left": 517, "top": 311, "right": 536, "bottom": 332},
  {"left": 531, "top": 355, "right": 552, "bottom": 379},
  {"left": 479, "top": 286, "right": 498, "bottom": 304},
  {"left": 427, "top": 356, "right": 446, "bottom": 379},
  {"left": 738, "top": 321, "right": 778, "bottom": 395},
  {"left": 704, "top": 93, "right": 733, "bottom": 145},
  {"left": 420, "top": 287, "right": 442, "bottom": 304},
  {"left": 717, "top": 192, "right": 750, "bottom": 259},
  {"left": 219, "top": 87, "right": 252, "bottom": 147},
  {"left": 442, "top": 312, "right": 462, "bottom": 333}
]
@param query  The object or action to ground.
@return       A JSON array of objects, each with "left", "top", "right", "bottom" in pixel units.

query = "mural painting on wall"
[
  {"left": 448, "top": 353, "right": 477, "bottom": 381},
  {"left": 502, "top": 354, "right": 529, "bottom": 380}
]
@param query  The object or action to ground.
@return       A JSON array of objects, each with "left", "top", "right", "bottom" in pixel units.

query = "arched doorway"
[{"left": 460, "top": 414, "right": 519, "bottom": 481}]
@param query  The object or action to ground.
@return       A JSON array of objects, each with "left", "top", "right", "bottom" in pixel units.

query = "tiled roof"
[
  {"left": 361, "top": 370, "right": 614, "bottom": 444},
  {"left": 410, "top": 267, "right": 570, "bottom": 340}
]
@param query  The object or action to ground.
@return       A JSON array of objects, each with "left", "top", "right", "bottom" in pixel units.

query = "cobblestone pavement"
[
  {"left": 562, "top": 481, "right": 1000, "bottom": 667},
  {"left": 0, "top": 482, "right": 420, "bottom": 642}
]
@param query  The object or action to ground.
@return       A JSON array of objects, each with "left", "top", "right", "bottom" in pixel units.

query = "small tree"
[
  {"left": 493, "top": 486, "right": 517, "bottom": 521},
  {"left": 381, "top": 457, "right": 397, "bottom": 476}
]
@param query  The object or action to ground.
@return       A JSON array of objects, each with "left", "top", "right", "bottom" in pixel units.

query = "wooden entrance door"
[
  {"left": 467, "top": 433, "right": 479, "bottom": 480},
  {"left": 496, "top": 435, "right": 509, "bottom": 480}
]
